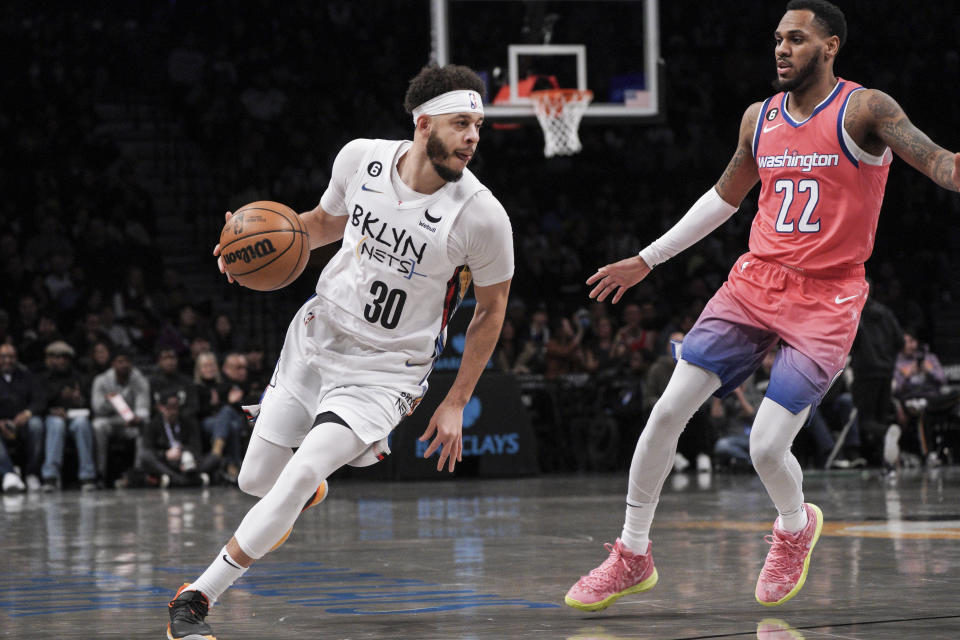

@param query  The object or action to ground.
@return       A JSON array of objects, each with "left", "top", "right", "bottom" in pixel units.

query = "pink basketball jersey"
[{"left": 750, "top": 80, "right": 891, "bottom": 272}]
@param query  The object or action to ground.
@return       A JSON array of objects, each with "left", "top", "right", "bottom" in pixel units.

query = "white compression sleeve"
[{"left": 638, "top": 187, "right": 738, "bottom": 268}]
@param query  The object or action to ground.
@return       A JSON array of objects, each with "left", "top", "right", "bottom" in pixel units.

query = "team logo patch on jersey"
[
  {"left": 367, "top": 161, "right": 383, "bottom": 177},
  {"left": 303, "top": 310, "right": 316, "bottom": 326},
  {"left": 424, "top": 209, "right": 442, "bottom": 223},
  {"left": 396, "top": 391, "right": 422, "bottom": 417},
  {"left": 766, "top": 107, "right": 779, "bottom": 121}
]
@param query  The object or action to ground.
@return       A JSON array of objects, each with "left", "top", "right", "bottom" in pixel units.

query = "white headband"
[{"left": 411, "top": 90, "right": 484, "bottom": 125}]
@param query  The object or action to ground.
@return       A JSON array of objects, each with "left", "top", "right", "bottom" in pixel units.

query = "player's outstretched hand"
[
  {"left": 418, "top": 402, "right": 464, "bottom": 473},
  {"left": 213, "top": 211, "right": 237, "bottom": 284},
  {"left": 586, "top": 255, "right": 652, "bottom": 303}
]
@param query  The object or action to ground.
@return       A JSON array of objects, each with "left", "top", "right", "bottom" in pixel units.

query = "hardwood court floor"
[{"left": 2, "top": 468, "right": 959, "bottom": 639}]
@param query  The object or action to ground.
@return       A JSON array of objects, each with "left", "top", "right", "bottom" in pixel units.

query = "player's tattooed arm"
[
  {"left": 867, "top": 89, "right": 960, "bottom": 192},
  {"left": 714, "top": 102, "right": 762, "bottom": 205}
]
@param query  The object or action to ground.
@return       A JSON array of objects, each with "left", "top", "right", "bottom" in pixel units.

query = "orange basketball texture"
[{"left": 219, "top": 201, "right": 310, "bottom": 291}]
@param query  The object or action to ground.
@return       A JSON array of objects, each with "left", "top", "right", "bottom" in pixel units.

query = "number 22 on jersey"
[{"left": 774, "top": 178, "right": 820, "bottom": 233}]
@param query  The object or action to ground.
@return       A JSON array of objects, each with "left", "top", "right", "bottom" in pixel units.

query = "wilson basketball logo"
[{"left": 223, "top": 239, "right": 278, "bottom": 265}]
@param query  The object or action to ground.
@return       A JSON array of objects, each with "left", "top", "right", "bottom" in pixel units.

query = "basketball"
[{"left": 218, "top": 201, "right": 310, "bottom": 291}]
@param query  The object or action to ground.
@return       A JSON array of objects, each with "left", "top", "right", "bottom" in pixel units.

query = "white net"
[{"left": 530, "top": 89, "right": 594, "bottom": 158}]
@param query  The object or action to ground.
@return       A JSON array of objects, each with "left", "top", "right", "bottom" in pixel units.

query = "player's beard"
[
  {"left": 772, "top": 50, "right": 820, "bottom": 92},
  {"left": 427, "top": 130, "right": 465, "bottom": 183}
]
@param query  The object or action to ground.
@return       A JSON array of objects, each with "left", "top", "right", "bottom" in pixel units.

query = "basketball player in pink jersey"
[{"left": 565, "top": 0, "right": 960, "bottom": 611}]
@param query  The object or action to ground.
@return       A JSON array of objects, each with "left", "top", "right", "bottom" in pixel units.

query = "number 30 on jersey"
[{"left": 364, "top": 280, "right": 407, "bottom": 329}]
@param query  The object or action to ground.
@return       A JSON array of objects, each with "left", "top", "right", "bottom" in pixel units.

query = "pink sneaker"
[
  {"left": 755, "top": 503, "right": 823, "bottom": 606},
  {"left": 565, "top": 539, "right": 658, "bottom": 611}
]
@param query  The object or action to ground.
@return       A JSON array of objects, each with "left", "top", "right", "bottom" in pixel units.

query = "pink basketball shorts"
[{"left": 680, "top": 253, "right": 868, "bottom": 413}]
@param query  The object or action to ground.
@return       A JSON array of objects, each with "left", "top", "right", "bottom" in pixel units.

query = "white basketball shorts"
[{"left": 255, "top": 296, "right": 431, "bottom": 448}]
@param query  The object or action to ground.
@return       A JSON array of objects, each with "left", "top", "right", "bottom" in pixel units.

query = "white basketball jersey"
[{"left": 315, "top": 139, "right": 486, "bottom": 360}]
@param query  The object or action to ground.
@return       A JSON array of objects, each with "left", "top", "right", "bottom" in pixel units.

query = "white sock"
[
  {"left": 778, "top": 505, "right": 808, "bottom": 533},
  {"left": 621, "top": 501, "right": 657, "bottom": 554},
  {"left": 189, "top": 546, "right": 249, "bottom": 603}
]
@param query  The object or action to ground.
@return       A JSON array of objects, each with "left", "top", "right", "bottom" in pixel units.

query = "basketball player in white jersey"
[{"left": 166, "top": 64, "right": 514, "bottom": 640}]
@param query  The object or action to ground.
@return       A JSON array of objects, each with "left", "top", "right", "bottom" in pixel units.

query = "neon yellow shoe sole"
[{"left": 564, "top": 568, "right": 659, "bottom": 612}]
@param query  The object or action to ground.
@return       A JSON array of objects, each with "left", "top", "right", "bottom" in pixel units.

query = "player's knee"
[
  {"left": 284, "top": 461, "right": 323, "bottom": 497},
  {"left": 237, "top": 466, "right": 268, "bottom": 497},
  {"left": 749, "top": 437, "right": 783, "bottom": 473},
  {"left": 648, "top": 399, "right": 693, "bottom": 434}
]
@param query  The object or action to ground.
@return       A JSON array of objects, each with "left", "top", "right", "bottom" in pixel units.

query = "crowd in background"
[{"left": 2, "top": 1, "right": 960, "bottom": 491}]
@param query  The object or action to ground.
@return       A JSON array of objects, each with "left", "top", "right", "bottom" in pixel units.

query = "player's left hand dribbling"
[{"left": 418, "top": 403, "right": 464, "bottom": 472}]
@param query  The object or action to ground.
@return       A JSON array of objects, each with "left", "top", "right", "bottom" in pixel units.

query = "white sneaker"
[
  {"left": 3, "top": 472, "right": 26, "bottom": 493},
  {"left": 884, "top": 424, "right": 902, "bottom": 467},
  {"left": 696, "top": 453, "right": 712, "bottom": 473},
  {"left": 673, "top": 452, "right": 690, "bottom": 473},
  {"left": 25, "top": 475, "right": 41, "bottom": 492},
  {"left": 160, "top": 474, "right": 171, "bottom": 489},
  {"left": 199, "top": 472, "right": 210, "bottom": 487}
]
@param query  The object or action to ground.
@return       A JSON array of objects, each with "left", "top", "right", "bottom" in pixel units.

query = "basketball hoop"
[{"left": 530, "top": 89, "right": 593, "bottom": 158}]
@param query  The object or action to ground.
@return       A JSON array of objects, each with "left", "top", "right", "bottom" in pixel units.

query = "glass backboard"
[{"left": 431, "top": 0, "right": 662, "bottom": 121}]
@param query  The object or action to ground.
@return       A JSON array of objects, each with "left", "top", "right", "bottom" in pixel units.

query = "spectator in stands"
[
  {"left": 203, "top": 352, "right": 258, "bottom": 482},
  {"left": 193, "top": 351, "right": 222, "bottom": 422},
  {"left": 894, "top": 329, "right": 947, "bottom": 400},
  {"left": 90, "top": 347, "right": 151, "bottom": 481},
  {"left": 80, "top": 339, "right": 113, "bottom": 378},
  {"left": 10, "top": 294, "right": 41, "bottom": 347},
  {"left": 189, "top": 336, "right": 214, "bottom": 370},
  {"left": 211, "top": 314, "right": 243, "bottom": 358},
  {"left": 35, "top": 340, "right": 97, "bottom": 490},
  {"left": 612, "top": 303, "right": 657, "bottom": 370},
  {"left": 20, "top": 311, "right": 63, "bottom": 370},
  {"left": 69, "top": 312, "right": 110, "bottom": 363},
  {"left": 892, "top": 329, "right": 959, "bottom": 465},
  {"left": 544, "top": 316, "right": 586, "bottom": 378},
  {"left": 244, "top": 345, "right": 270, "bottom": 390},
  {"left": 44, "top": 251, "right": 81, "bottom": 313},
  {"left": 583, "top": 315, "right": 619, "bottom": 375},
  {"left": 516, "top": 306, "right": 550, "bottom": 374},
  {"left": 850, "top": 295, "right": 903, "bottom": 466},
  {"left": 139, "top": 391, "right": 217, "bottom": 488},
  {"left": 99, "top": 305, "right": 133, "bottom": 350},
  {"left": 112, "top": 266, "right": 154, "bottom": 322},
  {"left": 149, "top": 348, "right": 198, "bottom": 421},
  {"left": 494, "top": 319, "right": 535, "bottom": 374},
  {"left": 0, "top": 343, "right": 45, "bottom": 492}
]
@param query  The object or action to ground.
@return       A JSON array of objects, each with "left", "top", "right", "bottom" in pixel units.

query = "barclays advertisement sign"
[{"left": 398, "top": 371, "right": 538, "bottom": 479}]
